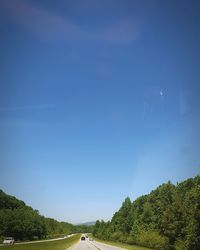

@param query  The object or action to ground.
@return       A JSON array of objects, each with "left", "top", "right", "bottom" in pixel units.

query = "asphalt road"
[
  {"left": 68, "top": 238, "right": 125, "bottom": 250},
  {"left": 0, "top": 234, "right": 76, "bottom": 246},
  {"left": 15, "top": 233, "right": 76, "bottom": 245}
]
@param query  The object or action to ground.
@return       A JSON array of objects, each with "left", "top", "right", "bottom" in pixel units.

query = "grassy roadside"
[
  {"left": 0, "top": 234, "right": 80, "bottom": 250},
  {"left": 91, "top": 235, "right": 153, "bottom": 250}
]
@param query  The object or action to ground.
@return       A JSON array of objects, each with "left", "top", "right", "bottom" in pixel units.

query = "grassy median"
[{"left": 0, "top": 234, "right": 80, "bottom": 250}]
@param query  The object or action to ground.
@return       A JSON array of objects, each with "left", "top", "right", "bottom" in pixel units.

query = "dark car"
[{"left": 81, "top": 236, "right": 86, "bottom": 240}]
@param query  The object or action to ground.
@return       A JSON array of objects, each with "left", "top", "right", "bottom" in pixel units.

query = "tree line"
[
  {"left": 93, "top": 175, "right": 200, "bottom": 250},
  {"left": 0, "top": 190, "right": 92, "bottom": 241}
]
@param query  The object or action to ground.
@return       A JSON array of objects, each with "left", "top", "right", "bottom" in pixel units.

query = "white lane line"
[{"left": 89, "top": 241, "right": 102, "bottom": 250}]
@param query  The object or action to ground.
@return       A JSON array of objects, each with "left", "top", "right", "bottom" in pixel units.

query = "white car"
[{"left": 3, "top": 237, "right": 15, "bottom": 245}]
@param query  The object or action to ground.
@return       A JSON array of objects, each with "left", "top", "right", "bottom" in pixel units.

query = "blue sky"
[{"left": 0, "top": 0, "right": 199, "bottom": 224}]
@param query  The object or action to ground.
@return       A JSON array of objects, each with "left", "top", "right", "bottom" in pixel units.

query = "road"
[
  {"left": 68, "top": 238, "right": 125, "bottom": 250},
  {"left": 0, "top": 234, "right": 76, "bottom": 246}
]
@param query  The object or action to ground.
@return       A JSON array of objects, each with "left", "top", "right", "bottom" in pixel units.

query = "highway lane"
[
  {"left": 0, "top": 233, "right": 76, "bottom": 246},
  {"left": 15, "top": 233, "right": 76, "bottom": 245},
  {"left": 68, "top": 238, "right": 125, "bottom": 250},
  {"left": 91, "top": 240, "right": 125, "bottom": 250},
  {"left": 68, "top": 239, "right": 97, "bottom": 250}
]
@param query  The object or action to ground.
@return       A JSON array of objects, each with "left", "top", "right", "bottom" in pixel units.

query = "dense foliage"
[
  {"left": 0, "top": 190, "right": 92, "bottom": 241},
  {"left": 93, "top": 175, "right": 200, "bottom": 250}
]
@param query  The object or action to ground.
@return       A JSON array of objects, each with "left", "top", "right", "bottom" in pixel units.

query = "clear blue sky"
[{"left": 0, "top": 0, "right": 199, "bottom": 224}]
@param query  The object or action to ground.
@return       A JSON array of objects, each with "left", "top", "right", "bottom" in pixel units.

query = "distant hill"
[{"left": 78, "top": 221, "right": 96, "bottom": 226}]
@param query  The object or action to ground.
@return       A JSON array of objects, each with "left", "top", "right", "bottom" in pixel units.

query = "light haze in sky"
[{"left": 0, "top": 0, "right": 199, "bottom": 223}]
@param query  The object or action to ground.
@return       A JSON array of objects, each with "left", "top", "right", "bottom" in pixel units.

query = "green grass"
[
  {"left": 91, "top": 235, "right": 153, "bottom": 250},
  {"left": 0, "top": 234, "right": 80, "bottom": 250}
]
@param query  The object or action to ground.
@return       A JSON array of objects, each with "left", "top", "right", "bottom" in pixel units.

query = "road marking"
[{"left": 89, "top": 241, "right": 102, "bottom": 250}]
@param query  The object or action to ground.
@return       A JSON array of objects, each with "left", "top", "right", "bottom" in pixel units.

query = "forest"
[
  {"left": 0, "top": 190, "right": 92, "bottom": 242},
  {"left": 93, "top": 175, "right": 200, "bottom": 250}
]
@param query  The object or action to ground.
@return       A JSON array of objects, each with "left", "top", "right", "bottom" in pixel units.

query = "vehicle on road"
[
  {"left": 81, "top": 236, "right": 86, "bottom": 240},
  {"left": 3, "top": 237, "right": 15, "bottom": 245}
]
